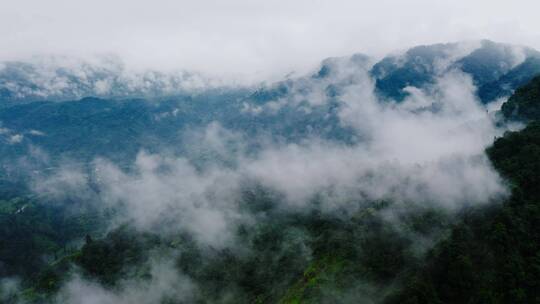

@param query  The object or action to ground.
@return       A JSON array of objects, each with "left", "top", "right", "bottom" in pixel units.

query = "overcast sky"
[{"left": 2, "top": 0, "right": 540, "bottom": 81}]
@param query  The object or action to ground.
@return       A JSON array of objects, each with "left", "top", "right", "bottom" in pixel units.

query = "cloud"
[
  {"left": 8, "top": 134, "right": 23, "bottom": 144},
  {"left": 16, "top": 49, "right": 517, "bottom": 304},
  {"left": 0, "top": 56, "right": 232, "bottom": 101},
  {"left": 1, "top": 0, "right": 540, "bottom": 81},
  {"left": 2, "top": 2, "right": 534, "bottom": 301},
  {"left": 0, "top": 278, "right": 20, "bottom": 303},
  {"left": 30, "top": 67, "right": 509, "bottom": 250},
  {"left": 27, "top": 129, "right": 46, "bottom": 136},
  {"left": 92, "top": 153, "right": 247, "bottom": 247},
  {"left": 31, "top": 161, "right": 96, "bottom": 203},
  {"left": 55, "top": 259, "right": 196, "bottom": 304}
]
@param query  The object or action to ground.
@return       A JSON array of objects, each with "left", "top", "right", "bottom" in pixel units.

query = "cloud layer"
[
  {"left": 31, "top": 64, "right": 509, "bottom": 249},
  {"left": 12, "top": 45, "right": 516, "bottom": 304},
  {"left": 2, "top": 0, "right": 540, "bottom": 81}
]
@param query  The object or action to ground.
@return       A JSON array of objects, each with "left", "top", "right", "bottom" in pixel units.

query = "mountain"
[
  {"left": 2, "top": 40, "right": 536, "bottom": 161},
  {"left": 2, "top": 41, "right": 540, "bottom": 303},
  {"left": 11, "top": 77, "right": 540, "bottom": 303},
  {"left": 501, "top": 75, "right": 540, "bottom": 122},
  {"left": 385, "top": 70, "right": 540, "bottom": 304},
  {"left": 386, "top": 121, "right": 540, "bottom": 304},
  {"left": 371, "top": 40, "right": 540, "bottom": 102},
  {"left": 0, "top": 56, "right": 221, "bottom": 104},
  {"left": 0, "top": 55, "right": 373, "bottom": 169},
  {"left": 2, "top": 41, "right": 539, "bottom": 106}
]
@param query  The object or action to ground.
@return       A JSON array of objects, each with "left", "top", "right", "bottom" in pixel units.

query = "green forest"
[{"left": 1, "top": 76, "right": 540, "bottom": 303}]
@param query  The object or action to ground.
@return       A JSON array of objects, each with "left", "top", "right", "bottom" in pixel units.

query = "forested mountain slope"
[{"left": 1, "top": 41, "right": 540, "bottom": 303}]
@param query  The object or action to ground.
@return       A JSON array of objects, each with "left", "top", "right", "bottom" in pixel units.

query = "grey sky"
[{"left": 1, "top": 0, "right": 539, "bottom": 81}]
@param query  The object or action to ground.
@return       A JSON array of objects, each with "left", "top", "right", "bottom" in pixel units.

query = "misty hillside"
[
  {"left": 1, "top": 40, "right": 540, "bottom": 304},
  {"left": 0, "top": 41, "right": 538, "bottom": 168},
  {"left": 371, "top": 40, "right": 540, "bottom": 102}
]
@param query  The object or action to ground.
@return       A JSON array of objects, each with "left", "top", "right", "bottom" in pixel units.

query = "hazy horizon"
[{"left": 2, "top": 0, "right": 540, "bottom": 82}]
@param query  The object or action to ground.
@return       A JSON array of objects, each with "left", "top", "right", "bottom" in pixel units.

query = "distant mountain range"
[
  {"left": 372, "top": 40, "right": 540, "bottom": 102},
  {"left": 0, "top": 40, "right": 539, "bottom": 180},
  {"left": 0, "top": 56, "right": 223, "bottom": 104},
  {"left": 2, "top": 40, "right": 539, "bottom": 104}
]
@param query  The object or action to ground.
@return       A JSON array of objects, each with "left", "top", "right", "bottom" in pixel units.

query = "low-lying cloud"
[
  {"left": 31, "top": 64, "right": 509, "bottom": 248},
  {"left": 18, "top": 53, "right": 515, "bottom": 304},
  {"left": 56, "top": 259, "right": 196, "bottom": 304}
]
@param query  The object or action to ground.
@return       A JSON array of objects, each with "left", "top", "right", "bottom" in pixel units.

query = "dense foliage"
[
  {"left": 501, "top": 76, "right": 540, "bottom": 122},
  {"left": 0, "top": 198, "right": 101, "bottom": 279},
  {"left": 7, "top": 116, "right": 540, "bottom": 303},
  {"left": 15, "top": 201, "right": 451, "bottom": 303},
  {"left": 384, "top": 122, "right": 540, "bottom": 303}
]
